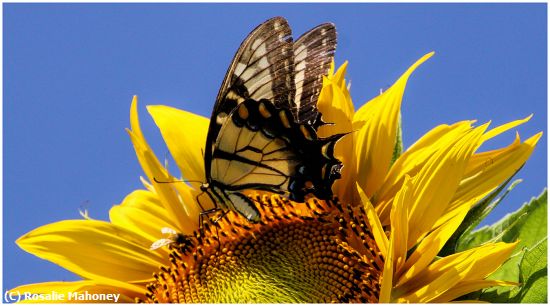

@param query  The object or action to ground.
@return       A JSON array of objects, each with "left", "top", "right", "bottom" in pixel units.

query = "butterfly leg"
[
  {"left": 195, "top": 190, "right": 221, "bottom": 234},
  {"left": 198, "top": 207, "right": 222, "bottom": 236},
  {"left": 212, "top": 209, "right": 230, "bottom": 224},
  {"left": 198, "top": 207, "right": 229, "bottom": 256}
]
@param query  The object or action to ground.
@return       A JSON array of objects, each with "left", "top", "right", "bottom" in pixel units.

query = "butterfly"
[{"left": 199, "top": 17, "right": 345, "bottom": 223}]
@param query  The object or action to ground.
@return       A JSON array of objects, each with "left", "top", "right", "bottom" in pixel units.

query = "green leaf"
[
  {"left": 467, "top": 189, "right": 547, "bottom": 302},
  {"left": 474, "top": 239, "right": 547, "bottom": 303},
  {"left": 390, "top": 113, "right": 403, "bottom": 167},
  {"left": 458, "top": 189, "right": 547, "bottom": 253},
  {"left": 440, "top": 178, "right": 521, "bottom": 256},
  {"left": 515, "top": 238, "right": 547, "bottom": 303},
  {"left": 468, "top": 284, "right": 516, "bottom": 303}
]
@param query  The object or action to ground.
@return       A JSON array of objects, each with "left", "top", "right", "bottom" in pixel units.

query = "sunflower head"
[{"left": 141, "top": 194, "right": 384, "bottom": 303}]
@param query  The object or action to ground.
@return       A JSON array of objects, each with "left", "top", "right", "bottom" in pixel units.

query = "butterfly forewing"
[
  {"left": 206, "top": 17, "right": 293, "bottom": 177},
  {"left": 292, "top": 23, "right": 337, "bottom": 124},
  {"left": 205, "top": 18, "right": 337, "bottom": 176}
]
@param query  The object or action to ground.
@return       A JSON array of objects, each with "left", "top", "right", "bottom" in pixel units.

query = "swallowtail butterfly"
[{"left": 200, "top": 17, "right": 344, "bottom": 223}]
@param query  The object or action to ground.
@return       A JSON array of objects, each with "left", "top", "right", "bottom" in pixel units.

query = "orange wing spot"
[
  {"left": 279, "top": 110, "right": 291, "bottom": 128},
  {"left": 258, "top": 102, "right": 272, "bottom": 118},
  {"left": 238, "top": 103, "right": 249, "bottom": 120},
  {"left": 305, "top": 181, "right": 314, "bottom": 189},
  {"left": 300, "top": 125, "right": 313, "bottom": 140}
]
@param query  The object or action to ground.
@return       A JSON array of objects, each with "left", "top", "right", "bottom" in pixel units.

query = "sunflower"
[{"left": 10, "top": 52, "right": 541, "bottom": 303}]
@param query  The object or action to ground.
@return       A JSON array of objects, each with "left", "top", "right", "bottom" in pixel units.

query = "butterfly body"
[{"left": 200, "top": 17, "right": 343, "bottom": 223}]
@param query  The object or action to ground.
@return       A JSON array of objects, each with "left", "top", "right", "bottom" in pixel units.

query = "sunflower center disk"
[{"left": 143, "top": 195, "right": 382, "bottom": 303}]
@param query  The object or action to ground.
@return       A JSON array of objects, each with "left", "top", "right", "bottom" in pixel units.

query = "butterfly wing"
[
  {"left": 210, "top": 102, "right": 299, "bottom": 195},
  {"left": 292, "top": 23, "right": 337, "bottom": 125},
  {"left": 204, "top": 18, "right": 340, "bottom": 221},
  {"left": 205, "top": 17, "right": 337, "bottom": 177},
  {"left": 205, "top": 17, "right": 293, "bottom": 177},
  {"left": 211, "top": 100, "right": 344, "bottom": 207}
]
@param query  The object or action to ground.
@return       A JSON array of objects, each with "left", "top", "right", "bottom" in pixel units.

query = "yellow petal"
[
  {"left": 464, "top": 134, "right": 522, "bottom": 177},
  {"left": 457, "top": 242, "right": 518, "bottom": 281},
  {"left": 147, "top": 105, "right": 208, "bottom": 187},
  {"left": 432, "top": 280, "right": 518, "bottom": 303},
  {"left": 406, "top": 123, "right": 487, "bottom": 245},
  {"left": 390, "top": 175, "right": 411, "bottom": 274},
  {"left": 452, "top": 132, "right": 542, "bottom": 207},
  {"left": 481, "top": 114, "right": 532, "bottom": 142},
  {"left": 396, "top": 204, "right": 470, "bottom": 285},
  {"left": 432, "top": 195, "right": 483, "bottom": 235},
  {"left": 380, "top": 229, "right": 395, "bottom": 303},
  {"left": 16, "top": 220, "right": 166, "bottom": 283},
  {"left": 357, "top": 184, "right": 388, "bottom": 256},
  {"left": 397, "top": 260, "right": 478, "bottom": 303},
  {"left": 317, "top": 63, "right": 357, "bottom": 203},
  {"left": 172, "top": 182, "right": 204, "bottom": 228},
  {"left": 354, "top": 52, "right": 434, "bottom": 198},
  {"left": 9, "top": 280, "right": 141, "bottom": 303},
  {"left": 374, "top": 120, "right": 473, "bottom": 221},
  {"left": 128, "top": 97, "right": 194, "bottom": 231},
  {"left": 109, "top": 189, "right": 183, "bottom": 244},
  {"left": 318, "top": 61, "right": 355, "bottom": 121},
  {"left": 401, "top": 242, "right": 517, "bottom": 299}
]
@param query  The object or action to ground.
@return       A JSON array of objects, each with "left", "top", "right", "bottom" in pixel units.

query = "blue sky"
[{"left": 4, "top": 3, "right": 547, "bottom": 291}]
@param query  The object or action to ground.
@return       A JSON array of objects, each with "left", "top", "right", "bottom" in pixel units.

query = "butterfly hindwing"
[
  {"left": 211, "top": 101, "right": 298, "bottom": 193},
  {"left": 210, "top": 99, "right": 345, "bottom": 204}
]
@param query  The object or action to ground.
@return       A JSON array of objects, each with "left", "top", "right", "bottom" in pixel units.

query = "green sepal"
[
  {"left": 439, "top": 177, "right": 521, "bottom": 256},
  {"left": 390, "top": 113, "right": 403, "bottom": 167},
  {"left": 461, "top": 189, "right": 546, "bottom": 252}
]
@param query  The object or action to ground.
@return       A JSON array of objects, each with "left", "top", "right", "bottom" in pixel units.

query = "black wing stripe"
[
  {"left": 213, "top": 149, "right": 287, "bottom": 177},
  {"left": 263, "top": 146, "right": 291, "bottom": 155},
  {"left": 236, "top": 145, "right": 294, "bottom": 159},
  {"left": 236, "top": 35, "right": 288, "bottom": 85},
  {"left": 218, "top": 182, "right": 286, "bottom": 192}
]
